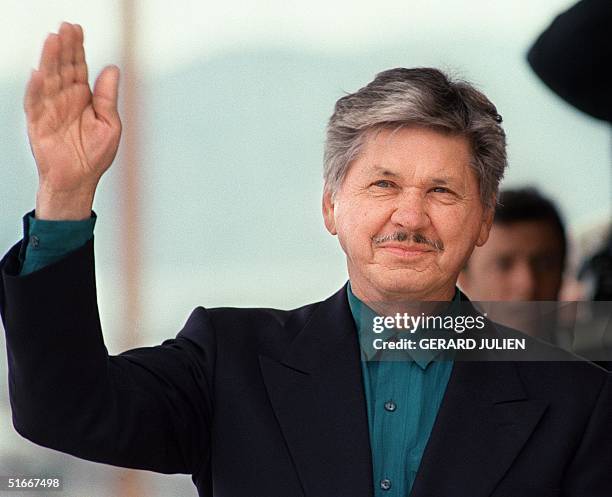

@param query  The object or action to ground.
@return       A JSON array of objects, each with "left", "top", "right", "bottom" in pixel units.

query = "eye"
[
  {"left": 430, "top": 186, "right": 451, "bottom": 194},
  {"left": 495, "top": 257, "right": 513, "bottom": 272},
  {"left": 531, "top": 255, "right": 562, "bottom": 273},
  {"left": 371, "top": 180, "right": 395, "bottom": 188}
]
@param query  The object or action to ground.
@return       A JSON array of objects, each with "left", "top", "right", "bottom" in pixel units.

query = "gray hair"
[{"left": 323, "top": 68, "right": 507, "bottom": 208}]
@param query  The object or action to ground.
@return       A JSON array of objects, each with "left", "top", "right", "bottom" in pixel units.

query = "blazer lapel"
[
  {"left": 259, "top": 285, "right": 374, "bottom": 497},
  {"left": 410, "top": 354, "right": 548, "bottom": 497}
]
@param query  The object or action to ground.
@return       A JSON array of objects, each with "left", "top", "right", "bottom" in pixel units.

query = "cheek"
[
  {"left": 337, "top": 200, "right": 390, "bottom": 241},
  {"left": 439, "top": 208, "right": 483, "bottom": 241},
  {"left": 431, "top": 208, "right": 483, "bottom": 260},
  {"left": 431, "top": 211, "right": 469, "bottom": 245},
  {"left": 541, "top": 271, "right": 563, "bottom": 289}
]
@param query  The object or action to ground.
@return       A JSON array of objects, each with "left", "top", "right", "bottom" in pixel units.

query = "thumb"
[{"left": 92, "top": 65, "right": 120, "bottom": 124}]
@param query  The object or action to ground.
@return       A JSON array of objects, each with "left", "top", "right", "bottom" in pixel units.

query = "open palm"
[{"left": 26, "top": 22, "right": 121, "bottom": 196}]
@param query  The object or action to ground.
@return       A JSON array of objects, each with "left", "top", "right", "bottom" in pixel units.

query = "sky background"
[
  {"left": 1, "top": 1, "right": 610, "bottom": 495},
  {"left": 2, "top": 1, "right": 597, "bottom": 76}
]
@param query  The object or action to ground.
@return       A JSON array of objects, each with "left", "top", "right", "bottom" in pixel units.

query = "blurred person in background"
[
  {"left": 458, "top": 187, "right": 569, "bottom": 344},
  {"left": 459, "top": 187, "right": 611, "bottom": 366},
  {"left": 459, "top": 187, "right": 566, "bottom": 302}
]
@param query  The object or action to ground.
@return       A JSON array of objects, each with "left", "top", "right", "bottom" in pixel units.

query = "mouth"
[{"left": 376, "top": 243, "right": 435, "bottom": 258}]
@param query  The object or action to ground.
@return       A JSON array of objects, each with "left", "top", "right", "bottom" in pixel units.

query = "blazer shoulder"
[
  {"left": 481, "top": 320, "right": 610, "bottom": 404},
  {"left": 512, "top": 349, "right": 609, "bottom": 409},
  {"left": 211, "top": 300, "right": 319, "bottom": 328},
  {"left": 176, "top": 299, "right": 325, "bottom": 352}
]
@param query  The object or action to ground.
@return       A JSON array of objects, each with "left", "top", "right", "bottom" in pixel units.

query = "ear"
[
  {"left": 322, "top": 188, "right": 337, "bottom": 235},
  {"left": 476, "top": 203, "right": 494, "bottom": 247}
]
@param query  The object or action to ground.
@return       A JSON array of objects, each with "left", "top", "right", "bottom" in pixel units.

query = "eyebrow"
[
  {"left": 430, "top": 177, "right": 454, "bottom": 185},
  {"left": 370, "top": 165, "right": 401, "bottom": 178}
]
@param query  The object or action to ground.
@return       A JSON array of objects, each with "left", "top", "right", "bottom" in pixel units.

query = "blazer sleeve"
[
  {"left": 561, "top": 372, "right": 612, "bottom": 496},
  {"left": 0, "top": 238, "right": 215, "bottom": 475}
]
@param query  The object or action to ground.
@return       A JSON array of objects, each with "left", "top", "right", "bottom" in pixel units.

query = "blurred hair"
[
  {"left": 496, "top": 187, "right": 567, "bottom": 265},
  {"left": 323, "top": 67, "right": 507, "bottom": 208}
]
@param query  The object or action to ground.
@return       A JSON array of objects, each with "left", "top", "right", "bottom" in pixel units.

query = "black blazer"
[{"left": 1, "top": 239, "right": 611, "bottom": 497}]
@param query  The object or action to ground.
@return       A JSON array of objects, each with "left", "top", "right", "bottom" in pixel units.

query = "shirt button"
[
  {"left": 380, "top": 478, "right": 392, "bottom": 491},
  {"left": 384, "top": 401, "right": 397, "bottom": 412},
  {"left": 29, "top": 235, "right": 40, "bottom": 248}
]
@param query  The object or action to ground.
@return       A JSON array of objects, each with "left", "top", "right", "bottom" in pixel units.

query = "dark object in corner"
[{"left": 527, "top": 0, "right": 612, "bottom": 122}]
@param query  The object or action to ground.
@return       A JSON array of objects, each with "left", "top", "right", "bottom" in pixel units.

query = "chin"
[{"left": 369, "top": 270, "right": 437, "bottom": 300}]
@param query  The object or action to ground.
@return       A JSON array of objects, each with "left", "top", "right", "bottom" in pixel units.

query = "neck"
[{"left": 348, "top": 275, "right": 456, "bottom": 305}]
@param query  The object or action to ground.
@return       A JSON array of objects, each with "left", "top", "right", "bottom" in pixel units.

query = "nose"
[
  {"left": 509, "top": 261, "right": 537, "bottom": 300},
  {"left": 389, "top": 190, "right": 431, "bottom": 231}
]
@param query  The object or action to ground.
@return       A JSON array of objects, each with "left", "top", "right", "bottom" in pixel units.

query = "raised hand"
[{"left": 26, "top": 22, "right": 122, "bottom": 220}]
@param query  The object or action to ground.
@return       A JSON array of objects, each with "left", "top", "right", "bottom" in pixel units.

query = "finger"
[
  {"left": 58, "top": 22, "right": 76, "bottom": 88},
  {"left": 58, "top": 22, "right": 74, "bottom": 65},
  {"left": 38, "top": 33, "right": 60, "bottom": 76},
  {"left": 73, "top": 24, "right": 89, "bottom": 84},
  {"left": 38, "top": 34, "right": 62, "bottom": 97},
  {"left": 92, "top": 65, "right": 120, "bottom": 124},
  {"left": 24, "top": 70, "right": 45, "bottom": 122}
]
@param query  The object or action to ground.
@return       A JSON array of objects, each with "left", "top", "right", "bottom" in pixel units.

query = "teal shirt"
[
  {"left": 19, "top": 212, "right": 455, "bottom": 497},
  {"left": 348, "top": 284, "right": 455, "bottom": 496}
]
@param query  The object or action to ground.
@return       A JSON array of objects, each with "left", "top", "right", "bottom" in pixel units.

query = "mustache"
[{"left": 372, "top": 231, "right": 445, "bottom": 252}]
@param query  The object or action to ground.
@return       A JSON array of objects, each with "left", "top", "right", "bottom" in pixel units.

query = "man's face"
[
  {"left": 458, "top": 220, "right": 564, "bottom": 301},
  {"left": 323, "top": 126, "right": 492, "bottom": 302}
]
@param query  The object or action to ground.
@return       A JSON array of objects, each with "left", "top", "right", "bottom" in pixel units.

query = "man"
[
  {"left": 459, "top": 187, "right": 566, "bottom": 302},
  {"left": 458, "top": 187, "right": 571, "bottom": 345},
  {"left": 1, "top": 22, "right": 610, "bottom": 497}
]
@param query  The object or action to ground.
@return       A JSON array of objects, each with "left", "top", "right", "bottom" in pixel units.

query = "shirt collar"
[{"left": 347, "top": 281, "right": 460, "bottom": 369}]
